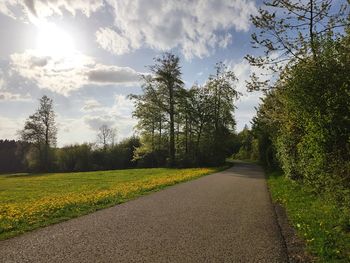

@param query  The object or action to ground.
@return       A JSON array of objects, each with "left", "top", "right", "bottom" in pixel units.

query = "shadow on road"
[{"left": 223, "top": 161, "right": 265, "bottom": 179}]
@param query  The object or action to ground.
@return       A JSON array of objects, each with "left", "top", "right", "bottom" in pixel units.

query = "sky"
[{"left": 0, "top": 0, "right": 264, "bottom": 147}]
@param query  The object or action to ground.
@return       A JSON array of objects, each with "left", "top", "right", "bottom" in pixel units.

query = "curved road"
[{"left": 0, "top": 162, "right": 288, "bottom": 262}]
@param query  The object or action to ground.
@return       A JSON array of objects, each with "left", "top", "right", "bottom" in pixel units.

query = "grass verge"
[
  {"left": 0, "top": 166, "right": 226, "bottom": 240},
  {"left": 267, "top": 170, "right": 350, "bottom": 262}
]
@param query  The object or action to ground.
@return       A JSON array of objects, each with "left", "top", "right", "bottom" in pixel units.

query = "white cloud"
[
  {"left": 95, "top": 27, "right": 131, "bottom": 56},
  {"left": 84, "top": 115, "right": 115, "bottom": 131},
  {"left": 225, "top": 59, "right": 266, "bottom": 131},
  {"left": 0, "top": 0, "right": 18, "bottom": 19},
  {"left": 29, "top": 55, "right": 49, "bottom": 67},
  {"left": 0, "top": 0, "right": 104, "bottom": 21},
  {"left": 0, "top": 116, "right": 24, "bottom": 140},
  {"left": 112, "top": 94, "right": 134, "bottom": 116},
  {"left": 97, "top": 0, "right": 257, "bottom": 59},
  {"left": 0, "top": 72, "right": 32, "bottom": 101},
  {"left": 1, "top": 0, "right": 257, "bottom": 59},
  {"left": 83, "top": 114, "right": 136, "bottom": 139},
  {"left": 0, "top": 76, "right": 4, "bottom": 89},
  {"left": 57, "top": 116, "right": 96, "bottom": 146},
  {"left": 229, "top": 59, "right": 254, "bottom": 95},
  {"left": 218, "top": 33, "right": 233, "bottom": 48},
  {"left": 83, "top": 94, "right": 136, "bottom": 140},
  {"left": 10, "top": 50, "right": 93, "bottom": 95},
  {"left": 88, "top": 65, "right": 140, "bottom": 84},
  {"left": 0, "top": 91, "right": 31, "bottom": 101},
  {"left": 81, "top": 99, "right": 103, "bottom": 112},
  {"left": 9, "top": 50, "right": 142, "bottom": 96}
]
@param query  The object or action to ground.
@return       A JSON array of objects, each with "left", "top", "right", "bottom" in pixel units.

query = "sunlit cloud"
[
  {"left": 0, "top": 91, "right": 31, "bottom": 101},
  {"left": 96, "top": 0, "right": 257, "bottom": 59},
  {"left": 95, "top": 27, "right": 131, "bottom": 56},
  {"left": 81, "top": 99, "right": 103, "bottom": 112},
  {"left": 9, "top": 50, "right": 142, "bottom": 96},
  {"left": 88, "top": 66, "right": 140, "bottom": 84},
  {"left": 225, "top": 59, "right": 266, "bottom": 130},
  {"left": 0, "top": 116, "right": 24, "bottom": 140},
  {"left": 82, "top": 94, "right": 136, "bottom": 140},
  {"left": 0, "top": 0, "right": 104, "bottom": 22}
]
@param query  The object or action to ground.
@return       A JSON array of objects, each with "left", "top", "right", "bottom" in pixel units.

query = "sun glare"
[{"left": 36, "top": 22, "right": 75, "bottom": 57}]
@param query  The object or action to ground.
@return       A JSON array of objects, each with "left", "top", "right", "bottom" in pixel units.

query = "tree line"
[
  {"left": 0, "top": 96, "right": 139, "bottom": 173},
  {"left": 1, "top": 55, "right": 240, "bottom": 173},
  {"left": 0, "top": 137, "right": 140, "bottom": 173},
  {"left": 0, "top": 140, "right": 29, "bottom": 173}
]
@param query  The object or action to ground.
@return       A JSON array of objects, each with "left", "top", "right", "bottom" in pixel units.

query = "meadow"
[{"left": 0, "top": 167, "right": 221, "bottom": 240}]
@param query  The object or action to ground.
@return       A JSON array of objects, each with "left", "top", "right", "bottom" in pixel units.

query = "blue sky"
[{"left": 0, "top": 0, "right": 264, "bottom": 146}]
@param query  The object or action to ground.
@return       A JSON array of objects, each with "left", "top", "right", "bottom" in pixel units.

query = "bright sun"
[{"left": 36, "top": 22, "right": 75, "bottom": 57}]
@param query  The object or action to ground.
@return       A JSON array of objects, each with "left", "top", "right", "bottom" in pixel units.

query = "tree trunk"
[
  {"left": 169, "top": 83, "right": 175, "bottom": 166},
  {"left": 44, "top": 122, "right": 49, "bottom": 171},
  {"left": 176, "top": 119, "right": 180, "bottom": 152},
  {"left": 189, "top": 120, "right": 193, "bottom": 158},
  {"left": 196, "top": 121, "right": 204, "bottom": 162},
  {"left": 310, "top": 0, "right": 316, "bottom": 59},
  {"left": 151, "top": 120, "right": 155, "bottom": 151},
  {"left": 159, "top": 117, "right": 162, "bottom": 150},
  {"left": 185, "top": 116, "right": 188, "bottom": 155}
]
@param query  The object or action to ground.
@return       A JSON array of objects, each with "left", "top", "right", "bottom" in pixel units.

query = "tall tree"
[
  {"left": 130, "top": 75, "right": 166, "bottom": 152},
  {"left": 207, "top": 62, "right": 239, "bottom": 133},
  {"left": 21, "top": 95, "right": 57, "bottom": 171},
  {"left": 150, "top": 53, "right": 184, "bottom": 166}
]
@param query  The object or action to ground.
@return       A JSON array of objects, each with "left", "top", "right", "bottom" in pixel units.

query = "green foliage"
[
  {"left": 0, "top": 140, "right": 29, "bottom": 173},
  {"left": 268, "top": 171, "right": 350, "bottom": 262},
  {"left": 55, "top": 137, "right": 140, "bottom": 172},
  {"left": 252, "top": 35, "right": 350, "bottom": 205},
  {"left": 233, "top": 126, "right": 257, "bottom": 161},
  {"left": 131, "top": 57, "right": 239, "bottom": 167},
  {"left": 107, "top": 136, "right": 140, "bottom": 169},
  {"left": 56, "top": 144, "right": 92, "bottom": 172}
]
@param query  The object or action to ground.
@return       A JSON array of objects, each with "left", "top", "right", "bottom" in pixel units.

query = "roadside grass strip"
[{"left": 268, "top": 171, "right": 350, "bottom": 262}]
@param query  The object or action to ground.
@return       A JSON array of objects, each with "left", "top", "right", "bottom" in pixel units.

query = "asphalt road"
[{"left": 0, "top": 162, "right": 288, "bottom": 263}]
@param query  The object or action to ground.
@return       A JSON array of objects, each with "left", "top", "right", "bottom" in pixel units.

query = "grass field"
[
  {"left": 267, "top": 171, "right": 350, "bottom": 262},
  {"left": 0, "top": 167, "right": 222, "bottom": 240}
]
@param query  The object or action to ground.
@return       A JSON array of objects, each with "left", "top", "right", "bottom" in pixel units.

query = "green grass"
[
  {"left": 0, "top": 166, "right": 225, "bottom": 240},
  {"left": 267, "top": 171, "right": 350, "bottom": 262}
]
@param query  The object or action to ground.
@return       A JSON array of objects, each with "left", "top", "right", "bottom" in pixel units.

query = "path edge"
[{"left": 266, "top": 181, "right": 315, "bottom": 263}]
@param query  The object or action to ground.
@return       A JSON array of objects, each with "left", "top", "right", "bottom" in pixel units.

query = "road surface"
[{"left": 0, "top": 162, "right": 288, "bottom": 262}]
